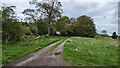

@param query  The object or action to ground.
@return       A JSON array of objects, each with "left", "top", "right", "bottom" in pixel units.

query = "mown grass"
[
  {"left": 63, "top": 37, "right": 118, "bottom": 66},
  {"left": 2, "top": 36, "right": 64, "bottom": 64}
]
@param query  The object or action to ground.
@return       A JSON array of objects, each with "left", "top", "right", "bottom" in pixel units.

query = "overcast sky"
[{"left": 0, "top": 0, "right": 119, "bottom": 35}]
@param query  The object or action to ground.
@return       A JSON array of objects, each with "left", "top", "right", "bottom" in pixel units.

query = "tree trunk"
[{"left": 48, "top": 27, "right": 51, "bottom": 36}]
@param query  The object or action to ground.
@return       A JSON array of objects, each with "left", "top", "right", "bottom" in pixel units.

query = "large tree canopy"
[
  {"left": 33, "top": 0, "right": 62, "bottom": 35},
  {"left": 72, "top": 15, "right": 96, "bottom": 37},
  {"left": 55, "top": 16, "right": 71, "bottom": 36},
  {"left": 22, "top": 9, "right": 38, "bottom": 22}
]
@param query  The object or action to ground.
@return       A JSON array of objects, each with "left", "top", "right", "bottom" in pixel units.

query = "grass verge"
[{"left": 2, "top": 36, "right": 64, "bottom": 64}]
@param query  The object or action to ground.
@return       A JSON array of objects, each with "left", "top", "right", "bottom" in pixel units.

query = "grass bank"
[
  {"left": 2, "top": 36, "right": 64, "bottom": 64},
  {"left": 63, "top": 37, "right": 118, "bottom": 66}
]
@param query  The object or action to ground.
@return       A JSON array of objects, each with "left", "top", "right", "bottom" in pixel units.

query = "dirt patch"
[{"left": 54, "top": 51, "right": 62, "bottom": 55}]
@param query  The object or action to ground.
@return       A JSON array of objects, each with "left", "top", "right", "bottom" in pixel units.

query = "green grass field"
[
  {"left": 63, "top": 37, "right": 118, "bottom": 66},
  {"left": 2, "top": 36, "right": 64, "bottom": 64}
]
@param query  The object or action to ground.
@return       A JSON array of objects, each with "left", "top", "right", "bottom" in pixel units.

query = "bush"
[
  {"left": 2, "top": 22, "right": 25, "bottom": 43},
  {"left": 112, "top": 32, "right": 118, "bottom": 39},
  {"left": 29, "top": 23, "right": 38, "bottom": 36},
  {"left": 23, "top": 27, "right": 32, "bottom": 35}
]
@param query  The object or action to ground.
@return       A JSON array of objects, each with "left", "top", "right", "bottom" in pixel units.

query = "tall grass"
[{"left": 63, "top": 37, "right": 118, "bottom": 66}]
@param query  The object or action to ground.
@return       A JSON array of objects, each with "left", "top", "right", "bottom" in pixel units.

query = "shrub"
[
  {"left": 112, "top": 32, "right": 118, "bottom": 39},
  {"left": 2, "top": 22, "right": 25, "bottom": 43},
  {"left": 29, "top": 23, "right": 38, "bottom": 36}
]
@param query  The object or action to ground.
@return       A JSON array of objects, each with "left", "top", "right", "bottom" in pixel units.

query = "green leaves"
[
  {"left": 2, "top": 22, "right": 24, "bottom": 43},
  {"left": 55, "top": 16, "right": 71, "bottom": 36},
  {"left": 72, "top": 15, "right": 96, "bottom": 37},
  {"left": 22, "top": 8, "right": 37, "bottom": 22},
  {"left": 1, "top": 4, "right": 17, "bottom": 22},
  {"left": 35, "top": 19, "right": 48, "bottom": 35}
]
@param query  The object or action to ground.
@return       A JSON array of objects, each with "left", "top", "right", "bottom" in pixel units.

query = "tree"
[
  {"left": 22, "top": 9, "right": 38, "bottom": 22},
  {"left": 72, "top": 15, "right": 96, "bottom": 37},
  {"left": 2, "top": 22, "right": 25, "bottom": 43},
  {"left": 32, "top": 0, "right": 62, "bottom": 35},
  {"left": 0, "top": 10, "right": 2, "bottom": 21},
  {"left": 35, "top": 19, "right": 48, "bottom": 35},
  {"left": 1, "top": 5, "right": 25, "bottom": 43},
  {"left": 112, "top": 32, "right": 118, "bottom": 39},
  {"left": 100, "top": 29, "right": 109, "bottom": 37},
  {"left": 28, "top": 23, "right": 38, "bottom": 36},
  {"left": 1, "top": 4, "right": 17, "bottom": 22},
  {"left": 0, "top": 10, "right": 2, "bottom": 33},
  {"left": 21, "top": 24, "right": 32, "bottom": 36},
  {"left": 101, "top": 29, "right": 107, "bottom": 35},
  {"left": 55, "top": 16, "right": 71, "bottom": 36}
]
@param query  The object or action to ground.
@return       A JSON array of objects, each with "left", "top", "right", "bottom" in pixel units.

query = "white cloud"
[
  {"left": 60, "top": 0, "right": 119, "bottom": 2},
  {"left": 0, "top": 0, "right": 31, "bottom": 3},
  {"left": 62, "top": 2, "right": 118, "bottom": 34},
  {"left": 1, "top": 0, "right": 119, "bottom": 3}
]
